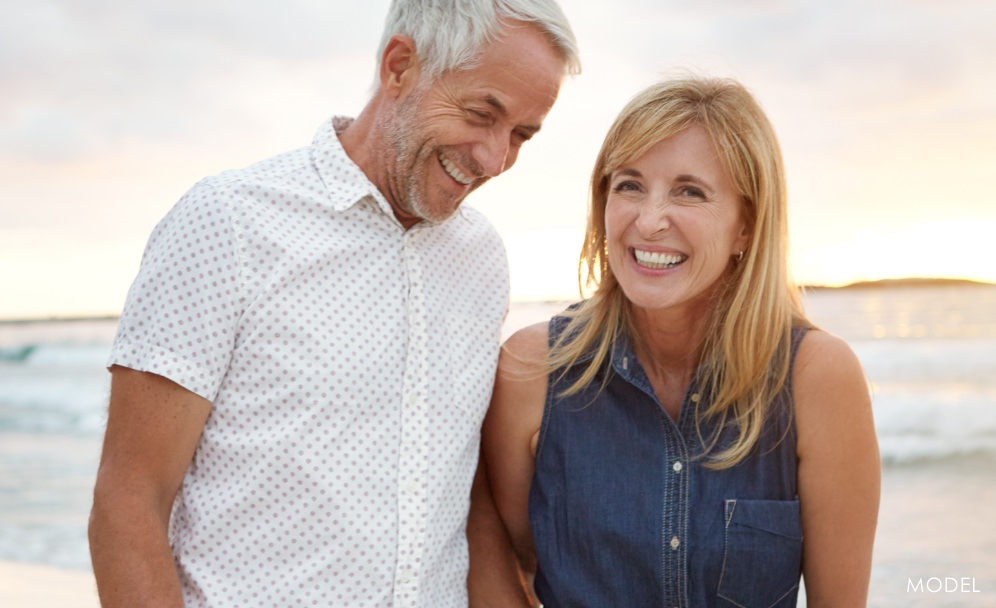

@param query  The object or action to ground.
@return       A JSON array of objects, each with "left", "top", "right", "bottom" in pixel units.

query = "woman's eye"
[
  {"left": 678, "top": 185, "right": 706, "bottom": 199},
  {"left": 612, "top": 180, "right": 641, "bottom": 193}
]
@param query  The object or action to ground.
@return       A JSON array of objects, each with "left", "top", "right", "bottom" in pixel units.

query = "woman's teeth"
[
  {"left": 440, "top": 155, "right": 473, "bottom": 185},
  {"left": 633, "top": 249, "right": 687, "bottom": 269}
]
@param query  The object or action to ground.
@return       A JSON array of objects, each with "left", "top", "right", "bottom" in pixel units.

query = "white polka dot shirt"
[{"left": 108, "top": 117, "right": 510, "bottom": 607}]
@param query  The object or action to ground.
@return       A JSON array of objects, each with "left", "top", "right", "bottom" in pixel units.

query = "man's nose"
[{"left": 475, "top": 132, "right": 511, "bottom": 178}]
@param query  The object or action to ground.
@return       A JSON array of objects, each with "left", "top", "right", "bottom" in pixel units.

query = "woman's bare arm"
[
  {"left": 794, "top": 330, "right": 881, "bottom": 607},
  {"left": 468, "top": 322, "right": 550, "bottom": 605}
]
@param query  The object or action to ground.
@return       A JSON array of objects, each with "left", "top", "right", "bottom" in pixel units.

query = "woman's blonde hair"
[{"left": 550, "top": 75, "right": 811, "bottom": 468}]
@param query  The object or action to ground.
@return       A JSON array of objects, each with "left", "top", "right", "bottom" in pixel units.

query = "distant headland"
[
  {"left": 2, "top": 278, "right": 995, "bottom": 324},
  {"left": 804, "top": 277, "right": 995, "bottom": 290}
]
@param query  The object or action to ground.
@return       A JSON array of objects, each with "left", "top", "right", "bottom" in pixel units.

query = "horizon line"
[{"left": 1, "top": 277, "right": 993, "bottom": 325}]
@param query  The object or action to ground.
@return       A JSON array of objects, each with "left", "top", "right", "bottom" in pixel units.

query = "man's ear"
[{"left": 380, "top": 34, "right": 421, "bottom": 99}]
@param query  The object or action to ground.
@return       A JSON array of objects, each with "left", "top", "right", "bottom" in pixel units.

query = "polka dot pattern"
[{"left": 108, "top": 117, "right": 509, "bottom": 607}]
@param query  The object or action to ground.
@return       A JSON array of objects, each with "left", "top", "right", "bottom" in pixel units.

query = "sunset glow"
[{"left": 2, "top": 0, "right": 995, "bottom": 318}]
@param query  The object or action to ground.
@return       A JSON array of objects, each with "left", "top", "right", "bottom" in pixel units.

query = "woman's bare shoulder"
[
  {"left": 794, "top": 328, "right": 866, "bottom": 390},
  {"left": 498, "top": 321, "right": 551, "bottom": 376},
  {"left": 793, "top": 328, "right": 874, "bottom": 453}
]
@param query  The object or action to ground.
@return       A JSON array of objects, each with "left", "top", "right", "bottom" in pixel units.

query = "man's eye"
[{"left": 512, "top": 129, "right": 532, "bottom": 145}]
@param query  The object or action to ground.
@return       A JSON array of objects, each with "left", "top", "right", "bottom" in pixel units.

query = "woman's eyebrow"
[{"left": 613, "top": 168, "right": 643, "bottom": 179}]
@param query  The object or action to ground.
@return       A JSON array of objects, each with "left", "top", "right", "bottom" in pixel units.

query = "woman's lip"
[{"left": 631, "top": 247, "right": 688, "bottom": 270}]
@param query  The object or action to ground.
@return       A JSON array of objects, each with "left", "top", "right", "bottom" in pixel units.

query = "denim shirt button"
[
  {"left": 690, "top": 393, "right": 701, "bottom": 403},
  {"left": 673, "top": 460, "right": 683, "bottom": 473},
  {"left": 670, "top": 536, "right": 681, "bottom": 550}
]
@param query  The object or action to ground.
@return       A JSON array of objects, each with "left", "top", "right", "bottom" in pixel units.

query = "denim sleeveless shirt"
[{"left": 529, "top": 315, "right": 809, "bottom": 608}]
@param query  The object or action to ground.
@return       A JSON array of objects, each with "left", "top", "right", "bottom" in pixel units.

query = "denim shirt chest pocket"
[{"left": 718, "top": 498, "right": 803, "bottom": 608}]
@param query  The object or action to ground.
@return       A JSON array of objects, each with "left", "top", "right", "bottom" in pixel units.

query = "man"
[{"left": 88, "top": 1, "right": 580, "bottom": 606}]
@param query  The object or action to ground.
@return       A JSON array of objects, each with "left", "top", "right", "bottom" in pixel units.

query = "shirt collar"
[
  {"left": 311, "top": 116, "right": 475, "bottom": 230},
  {"left": 608, "top": 329, "right": 711, "bottom": 407},
  {"left": 609, "top": 330, "right": 647, "bottom": 388},
  {"left": 311, "top": 116, "right": 395, "bottom": 217}
]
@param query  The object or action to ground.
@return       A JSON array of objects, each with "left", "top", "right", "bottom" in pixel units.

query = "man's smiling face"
[{"left": 381, "top": 23, "right": 565, "bottom": 228}]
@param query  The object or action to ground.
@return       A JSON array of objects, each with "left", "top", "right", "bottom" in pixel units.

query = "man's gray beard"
[{"left": 384, "top": 86, "right": 437, "bottom": 223}]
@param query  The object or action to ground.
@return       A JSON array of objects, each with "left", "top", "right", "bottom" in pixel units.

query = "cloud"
[
  {"left": 3, "top": 0, "right": 996, "bottom": 314},
  {"left": 1, "top": 0, "right": 390, "bottom": 162},
  {"left": 7, "top": 0, "right": 994, "bottom": 164},
  {"left": 571, "top": 0, "right": 996, "bottom": 105}
]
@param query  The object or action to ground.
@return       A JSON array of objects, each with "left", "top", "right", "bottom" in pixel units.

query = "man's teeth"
[
  {"left": 633, "top": 249, "right": 687, "bottom": 269},
  {"left": 440, "top": 155, "right": 473, "bottom": 185}
]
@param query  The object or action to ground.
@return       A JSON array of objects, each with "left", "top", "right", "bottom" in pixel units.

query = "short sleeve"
[{"left": 107, "top": 180, "right": 245, "bottom": 401}]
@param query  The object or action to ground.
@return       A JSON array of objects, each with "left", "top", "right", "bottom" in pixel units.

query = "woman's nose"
[{"left": 635, "top": 196, "right": 671, "bottom": 237}]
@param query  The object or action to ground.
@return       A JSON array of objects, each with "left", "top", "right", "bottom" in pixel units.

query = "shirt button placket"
[{"left": 394, "top": 231, "right": 429, "bottom": 608}]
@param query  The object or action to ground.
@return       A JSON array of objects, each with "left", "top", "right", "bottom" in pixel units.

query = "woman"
[{"left": 474, "top": 77, "right": 880, "bottom": 606}]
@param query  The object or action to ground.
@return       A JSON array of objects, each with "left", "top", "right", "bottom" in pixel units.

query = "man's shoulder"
[
  {"left": 170, "top": 146, "right": 318, "bottom": 214},
  {"left": 200, "top": 145, "right": 315, "bottom": 191}
]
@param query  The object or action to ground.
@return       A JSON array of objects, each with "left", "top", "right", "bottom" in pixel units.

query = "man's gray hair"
[{"left": 377, "top": 0, "right": 581, "bottom": 80}]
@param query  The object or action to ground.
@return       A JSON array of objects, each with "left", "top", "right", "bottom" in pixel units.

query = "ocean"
[{"left": 2, "top": 284, "right": 995, "bottom": 606}]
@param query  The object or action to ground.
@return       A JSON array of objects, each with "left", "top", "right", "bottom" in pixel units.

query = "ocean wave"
[
  {"left": 2, "top": 330, "right": 995, "bottom": 465},
  {"left": 878, "top": 435, "right": 996, "bottom": 466},
  {"left": 853, "top": 338, "right": 996, "bottom": 383},
  {"left": 0, "top": 342, "right": 111, "bottom": 367},
  {"left": 0, "top": 344, "right": 110, "bottom": 435},
  {"left": 0, "top": 344, "right": 37, "bottom": 362},
  {"left": 872, "top": 388, "right": 996, "bottom": 465}
]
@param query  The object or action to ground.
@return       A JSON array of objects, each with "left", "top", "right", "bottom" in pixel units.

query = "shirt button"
[
  {"left": 673, "top": 460, "right": 683, "bottom": 473},
  {"left": 690, "top": 393, "right": 701, "bottom": 403},
  {"left": 404, "top": 479, "right": 420, "bottom": 494},
  {"left": 670, "top": 536, "right": 681, "bottom": 550}
]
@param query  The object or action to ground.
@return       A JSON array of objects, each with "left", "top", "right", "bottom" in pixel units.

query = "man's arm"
[
  {"left": 467, "top": 455, "right": 536, "bottom": 607},
  {"left": 89, "top": 366, "right": 212, "bottom": 608}
]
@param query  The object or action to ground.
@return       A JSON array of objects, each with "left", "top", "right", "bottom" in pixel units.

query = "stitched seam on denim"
[
  {"left": 658, "top": 408, "right": 671, "bottom": 606},
  {"left": 717, "top": 498, "right": 800, "bottom": 608},
  {"left": 534, "top": 316, "right": 564, "bottom": 461},
  {"left": 716, "top": 499, "right": 738, "bottom": 605},
  {"left": 717, "top": 594, "right": 749, "bottom": 608},
  {"left": 766, "top": 583, "right": 800, "bottom": 608},
  {"left": 718, "top": 581, "right": 799, "bottom": 607},
  {"left": 732, "top": 522, "right": 803, "bottom": 541},
  {"left": 677, "top": 440, "right": 690, "bottom": 608},
  {"left": 784, "top": 326, "right": 809, "bottom": 491}
]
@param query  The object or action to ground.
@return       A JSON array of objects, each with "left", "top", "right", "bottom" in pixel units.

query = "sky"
[{"left": 2, "top": 0, "right": 995, "bottom": 319}]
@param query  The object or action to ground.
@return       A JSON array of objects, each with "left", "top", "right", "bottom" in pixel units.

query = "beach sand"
[
  {"left": 0, "top": 560, "right": 99, "bottom": 608},
  {"left": 864, "top": 455, "right": 996, "bottom": 608}
]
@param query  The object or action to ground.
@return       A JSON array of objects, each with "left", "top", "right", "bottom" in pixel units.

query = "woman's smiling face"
[{"left": 605, "top": 124, "right": 751, "bottom": 314}]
